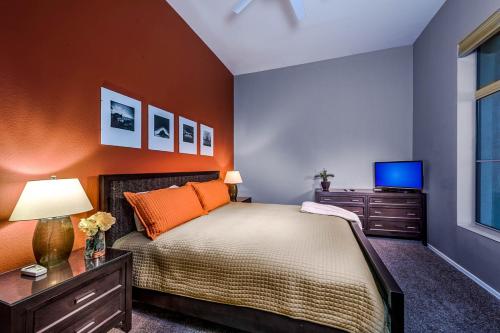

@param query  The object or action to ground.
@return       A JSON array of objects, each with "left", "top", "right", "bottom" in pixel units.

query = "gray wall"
[
  {"left": 413, "top": 0, "right": 500, "bottom": 291},
  {"left": 235, "top": 46, "right": 413, "bottom": 204}
]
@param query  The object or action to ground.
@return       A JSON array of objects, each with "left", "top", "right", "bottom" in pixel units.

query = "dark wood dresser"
[
  {"left": 0, "top": 248, "right": 132, "bottom": 333},
  {"left": 315, "top": 189, "right": 427, "bottom": 244}
]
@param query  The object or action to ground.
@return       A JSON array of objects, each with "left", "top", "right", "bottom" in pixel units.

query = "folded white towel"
[{"left": 300, "top": 201, "right": 362, "bottom": 229}]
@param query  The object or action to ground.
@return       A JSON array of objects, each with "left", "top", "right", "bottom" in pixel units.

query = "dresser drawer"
[
  {"left": 369, "top": 207, "right": 421, "bottom": 219},
  {"left": 335, "top": 205, "right": 364, "bottom": 217},
  {"left": 318, "top": 195, "right": 364, "bottom": 205},
  {"left": 369, "top": 196, "right": 421, "bottom": 206},
  {"left": 368, "top": 219, "right": 420, "bottom": 233},
  {"left": 33, "top": 269, "right": 122, "bottom": 332}
]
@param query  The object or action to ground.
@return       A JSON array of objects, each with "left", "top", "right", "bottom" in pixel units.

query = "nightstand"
[
  {"left": 236, "top": 196, "right": 252, "bottom": 203},
  {"left": 0, "top": 248, "right": 132, "bottom": 333}
]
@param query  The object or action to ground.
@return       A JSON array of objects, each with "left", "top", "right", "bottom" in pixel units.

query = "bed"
[{"left": 100, "top": 171, "right": 404, "bottom": 333}]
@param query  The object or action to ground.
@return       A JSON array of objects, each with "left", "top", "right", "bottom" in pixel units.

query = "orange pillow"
[
  {"left": 189, "top": 179, "right": 230, "bottom": 211},
  {"left": 124, "top": 185, "right": 206, "bottom": 240}
]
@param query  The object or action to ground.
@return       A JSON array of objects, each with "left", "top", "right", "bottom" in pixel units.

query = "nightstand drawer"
[
  {"left": 369, "top": 207, "right": 421, "bottom": 219},
  {"left": 368, "top": 219, "right": 420, "bottom": 233},
  {"left": 58, "top": 291, "right": 124, "bottom": 333},
  {"left": 319, "top": 195, "right": 364, "bottom": 205},
  {"left": 369, "top": 197, "right": 421, "bottom": 205},
  {"left": 33, "top": 269, "right": 122, "bottom": 332}
]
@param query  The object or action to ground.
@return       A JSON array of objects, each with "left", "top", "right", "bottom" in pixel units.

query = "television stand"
[{"left": 315, "top": 189, "right": 427, "bottom": 244}]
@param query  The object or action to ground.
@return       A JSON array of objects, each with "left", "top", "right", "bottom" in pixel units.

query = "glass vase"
[{"left": 84, "top": 230, "right": 106, "bottom": 259}]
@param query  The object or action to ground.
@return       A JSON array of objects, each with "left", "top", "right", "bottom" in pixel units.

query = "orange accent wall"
[{"left": 0, "top": 0, "right": 234, "bottom": 272}]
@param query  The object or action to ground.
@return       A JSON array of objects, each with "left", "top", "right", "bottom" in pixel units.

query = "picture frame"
[
  {"left": 200, "top": 124, "right": 214, "bottom": 156},
  {"left": 100, "top": 87, "right": 141, "bottom": 148},
  {"left": 148, "top": 105, "right": 174, "bottom": 152},
  {"left": 179, "top": 116, "right": 197, "bottom": 155}
]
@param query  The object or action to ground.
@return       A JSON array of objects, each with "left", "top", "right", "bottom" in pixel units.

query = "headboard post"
[{"left": 99, "top": 171, "right": 220, "bottom": 246}]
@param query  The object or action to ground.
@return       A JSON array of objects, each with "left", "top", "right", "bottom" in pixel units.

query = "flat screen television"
[{"left": 374, "top": 161, "right": 423, "bottom": 191}]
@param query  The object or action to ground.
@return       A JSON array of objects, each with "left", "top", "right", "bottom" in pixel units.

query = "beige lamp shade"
[
  {"left": 224, "top": 171, "right": 243, "bottom": 184},
  {"left": 9, "top": 178, "right": 93, "bottom": 221}
]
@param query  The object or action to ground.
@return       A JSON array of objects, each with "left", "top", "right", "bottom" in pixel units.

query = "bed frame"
[{"left": 99, "top": 171, "right": 404, "bottom": 333}]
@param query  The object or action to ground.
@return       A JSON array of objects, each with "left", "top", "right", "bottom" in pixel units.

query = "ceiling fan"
[{"left": 232, "top": 0, "right": 305, "bottom": 21}]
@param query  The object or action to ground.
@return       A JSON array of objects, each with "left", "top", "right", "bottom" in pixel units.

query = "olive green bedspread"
[{"left": 114, "top": 202, "right": 386, "bottom": 333}]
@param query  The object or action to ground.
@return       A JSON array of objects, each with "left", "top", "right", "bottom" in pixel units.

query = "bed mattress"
[{"left": 113, "top": 202, "right": 387, "bottom": 333}]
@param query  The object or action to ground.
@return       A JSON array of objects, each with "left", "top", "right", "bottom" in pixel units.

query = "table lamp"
[
  {"left": 9, "top": 176, "right": 93, "bottom": 268},
  {"left": 224, "top": 171, "right": 243, "bottom": 202}
]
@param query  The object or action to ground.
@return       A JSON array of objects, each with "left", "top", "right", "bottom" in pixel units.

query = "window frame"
[
  {"left": 474, "top": 33, "right": 499, "bottom": 231},
  {"left": 457, "top": 10, "right": 500, "bottom": 241},
  {"left": 458, "top": 11, "right": 499, "bottom": 57}
]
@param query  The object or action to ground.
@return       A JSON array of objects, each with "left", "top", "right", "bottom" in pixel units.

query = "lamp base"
[
  {"left": 33, "top": 216, "right": 75, "bottom": 268},
  {"left": 228, "top": 184, "right": 238, "bottom": 202}
]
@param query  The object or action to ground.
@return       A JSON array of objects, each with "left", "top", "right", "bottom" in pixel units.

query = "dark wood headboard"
[{"left": 99, "top": 171, "right": 220, "bottom": 246}]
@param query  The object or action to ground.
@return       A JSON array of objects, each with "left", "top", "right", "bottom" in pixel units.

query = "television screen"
[{"left": 374, "top": 161, "right": 423, "bottom": 190}]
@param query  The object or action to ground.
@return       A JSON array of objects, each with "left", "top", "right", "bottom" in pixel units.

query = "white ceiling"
[{"left": 165, "top": 0, "right": 445, "bottom": 75}]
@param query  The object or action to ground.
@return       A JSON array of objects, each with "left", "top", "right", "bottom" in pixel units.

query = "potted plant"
[{"left": 314, "top": 169, "right": 335, "bottom": 191}]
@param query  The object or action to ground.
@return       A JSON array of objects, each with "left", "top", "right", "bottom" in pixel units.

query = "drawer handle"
[
  {"left": 75, "top": 321, "right": 95, "bottom": 333},
  {"left": 373, "top": 200, "right": 382, "bottom": 203},
  {"left": 374, "top": 224, "right": 383, "bottom": 227},
  {"left": 351, "top": 199, "right": 360, "bottom": 202},
  {"left": 406, "top": 226, "right": 416, "bottom": 229},
  {"left": 321, "top": 198, "right": 332, "bottom": 201},
  {"left": 353, "top": 210, "right": 360, "bottom": 214},
  {"left": 74, "top": 290, "right": 96, "bottom": 304},
  {"left": 374, "top": 210, "right": 382, "bottom": 214},
  {"left": 407, "top": 212, "right": 417, "bottom": 216}
]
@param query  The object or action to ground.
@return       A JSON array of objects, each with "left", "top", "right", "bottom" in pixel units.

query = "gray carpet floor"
[{"left": 111, "top": 238, "right": 500, "bottom": 333}]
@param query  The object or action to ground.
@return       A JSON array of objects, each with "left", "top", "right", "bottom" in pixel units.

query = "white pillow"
[
  {"left": 134, "top": 213, "right": 145, "bottom": 232},
  {"left": 133, "top": 185, "right": 180, "bottom": 232}
]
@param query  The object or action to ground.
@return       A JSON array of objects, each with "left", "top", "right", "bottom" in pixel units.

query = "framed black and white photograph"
[
  {"left": 101, "top": 87, "right": 141, "bottom": 148},
  {"left": 200, "top": 124, "right": 214, "bottom": 156},
  {"left": 179, "top": 116, "right": 197, "bottom": 154},
  {"left": 148, "top": 105, "right": 174, "bottom": 152}
]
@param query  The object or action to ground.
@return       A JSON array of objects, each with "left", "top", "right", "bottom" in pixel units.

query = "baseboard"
[{"left": 427, "top": 244, "right": 499, "bottom": 300}]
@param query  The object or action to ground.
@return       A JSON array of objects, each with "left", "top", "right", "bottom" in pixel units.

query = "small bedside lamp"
[
  {"left": 9, "top": 177, "right": 93, "bottom": 268},
  {"left": 224, "top": 171, "right": 243, "bottom": 202}
]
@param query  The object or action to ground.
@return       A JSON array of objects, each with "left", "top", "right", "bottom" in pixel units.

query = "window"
[
  {"left": 457, "top": 10, "right": 500, "bottom": 240},
  {"left": 476, "top": 33, "right": 500, "bottom": 231}
]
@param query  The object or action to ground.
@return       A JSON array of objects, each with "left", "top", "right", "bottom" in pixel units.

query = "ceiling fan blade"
[
  {"left": 232, "top": 0, "right": 254, "bottom": 14},
  {"left": 289, "top": 0, "right": 305, "bottom": 20}
]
